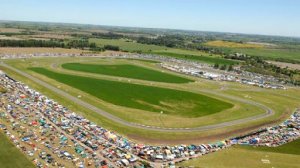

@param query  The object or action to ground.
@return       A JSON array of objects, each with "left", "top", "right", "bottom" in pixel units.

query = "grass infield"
[
  {"left": 29, "top": 67, "right": 233, "bottom": 117},
  {"left": 62, "top": 63, "right": 193, "bottom": 83}
]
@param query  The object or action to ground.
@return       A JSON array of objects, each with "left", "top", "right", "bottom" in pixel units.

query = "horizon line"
[{"left": 1, "top": 19, "right": 300, "bottom": 39}]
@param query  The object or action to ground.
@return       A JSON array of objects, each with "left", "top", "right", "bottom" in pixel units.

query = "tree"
[
  {"left": 104, "top": 45, "right": 120, "bottom": 51},
  {"left": 213, "top": 63, "right": 219, "bottom": 69},
  {"left": 220, "top": 64, "right": 227, "bottom": 70},
  {"left": 228, "top": 64, "right": 233, "bottom": 71}
]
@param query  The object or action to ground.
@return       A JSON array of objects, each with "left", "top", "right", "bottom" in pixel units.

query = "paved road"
[{"left": 1, "top": 62, "right": 274, "bottom": 132}]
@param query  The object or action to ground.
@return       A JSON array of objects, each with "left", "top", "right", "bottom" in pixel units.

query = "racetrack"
[{"left": 1, "top": 62, "right": 274, "bottom": 132}]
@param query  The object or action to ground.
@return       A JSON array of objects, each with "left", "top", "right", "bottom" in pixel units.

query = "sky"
[{"left": 0, "top": 0, "right": 300, "bottom": 37}]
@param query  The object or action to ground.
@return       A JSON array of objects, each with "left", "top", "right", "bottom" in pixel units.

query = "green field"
[
  {"left": 90, "top": 38, "right": 239, "bottom": 65},
  {"left": 89, "top": 38, "right": 167, "bottom": 52},
  {"left": 178, "top": 141, "right": 300, "bottom": 168},
  {"left": 234, "top": 48, "right": 300, "bottom": 61},
  {"left": 62, "top": 63, "right": 193, "bottom": 83},
  {"left": 205, "top": 40, "right": 265, "bottom": 48},
  {"left": 29, "top": 67, "right": 233, "bottom": 117},
  {"left": 240, "top": 139, "right": 300, "bottom": 155},
  {"left": 151, "top": 51, "right": 238, "bottom": 65},
  {"left": 0, "top": 132, "right": 34, "bottom": 168},
  {"left": 205, "top": 41, "right": 300, "bottom": 62}
]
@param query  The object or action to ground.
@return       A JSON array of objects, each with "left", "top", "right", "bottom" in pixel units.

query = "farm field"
[
  {"left": 205, "top": 40, "right": 300, "bottom": 62},
  {"left": 0, "top": 47, "right": 85, "bottom": 54},
  {"left": 61, "top": 63, "right": 193, "bottom": 83},
  {"left": 28, "top": 67, "right": 233, "bottom": 117},
  {"left": 267, "top": 61, "right": 300, "bottom": 70},
  {"left": 178, "top": 140, "right": 300, "bottom": 168},
  {"left": 0, "top": 27, "right": 26, "bottom": 33},
  {"left": 89, "top": 38, "right": 167, "bottom": 52},
  {"left": 234, "top": 48, "right": 300, "bottom": 61},
  {"left": 205, "top": 40, "right": 265, "bottom": 48},
  {"left": 0, "top": 132, "right": 34, "bottom": 168},
  {"left": 89, "top": 38, "right": 237, "bottom": 65}
]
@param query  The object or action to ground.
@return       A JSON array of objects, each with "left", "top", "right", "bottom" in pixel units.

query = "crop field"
[
  {"left": 267, "top": 61, "right": 300, "bottom": 70},
  {"left": 89, "top": 38, "right": 238, "bottom": 65},
  {"left": 178, "top": 140, "right": 300, "bottom": 168},
  {"left": 0, "top": 27, "right": 25, "bottom": 33},
  {"left": 89, "top": 38, "right": 167, "bottom": 52},
  {"left": 205, "top": 40, "right": 300, "bottom": 62},
  {"left": 61, "top": 63, "right": 193, "bottom": 83},
  {"left": 0, "top": 132, "right": 34, "bottom": 168},
  {"left": 205, "top": 40, "right": 265, "bottom": 48},
  {"left": 29, "top": 67, "right": 233, "bottom": 117},
  {"left": 0, "top": 47, "right": 85, "bottom": 54},
  {"left": 234, "top": 48, "right": 300, "bottom": 61}
]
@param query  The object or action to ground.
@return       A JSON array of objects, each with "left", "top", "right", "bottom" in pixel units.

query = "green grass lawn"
[
  {"left": 178, "top": 142, "right": 300, "bottom": 168},
  {"left": 240, "top": 139, "right": 300, "bottom": 155},
  {"left": 29, "top": 67, "right": 233, "bottom": 117},
  {"left": 61, "top": 63, "right": 193, "bottom": 83},
  {"left": 0, "top": 132, "right": 34, "bottom": 168}
]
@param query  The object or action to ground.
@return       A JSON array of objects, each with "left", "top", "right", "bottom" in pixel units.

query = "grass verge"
[{"left": 0, "top": 132, "right": 34, "bottom": 168}]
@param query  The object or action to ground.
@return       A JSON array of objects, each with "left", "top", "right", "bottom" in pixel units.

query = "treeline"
[
  {"left": 71, "top": 32, "right": 228, "bottom": 54},
  {"left": 66, "top": 40, "right": 119, "bottom": 51},
  {"left": 0, "top": 39, "right": 65, "bottom": 48},
  {"left": 103, "top": 45, "right": 119, "bottom": 51},
  {"left": 0, "top": 39, "right": 122, "bottom": 52},
  {"left": 91, "top": 32, "right": 124, "bottom": 39},
  {"left": 274, "top": 58, "right": 300, "bottom": 65},
  {"left": 213, "top": 63, "right": 234, "bottom": 71},
  {"left": 137, "top": 35, "right": 184, "bottom": 48},
  {"left": 71, "top": 32, "right": 125, "bottom": 40},
  {"left": 187, "top": 44, "right": 229, "bottom": 55},
  {"left": 66, "top": 39, "right": 95, "bottom": 49},
  {"left": 0, "top": 32, "right": 34, "bottom": 36}
]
